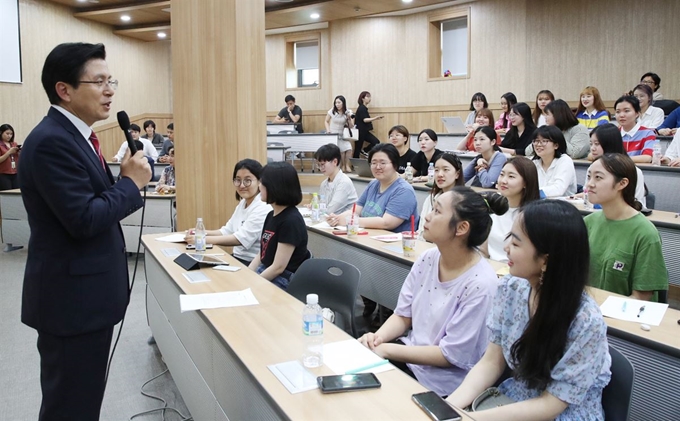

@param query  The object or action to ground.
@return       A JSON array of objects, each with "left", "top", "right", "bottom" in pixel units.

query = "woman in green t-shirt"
[{"left": 583, "top": 153, "right": 668, "bottom": 301}]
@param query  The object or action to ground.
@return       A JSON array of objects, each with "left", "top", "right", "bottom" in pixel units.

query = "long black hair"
[
  {"left": 510, "top": 200, "right": 590, "bottom": 391},
  {"left": 448, "top": 187, "right": 508, "bottom": 248}
]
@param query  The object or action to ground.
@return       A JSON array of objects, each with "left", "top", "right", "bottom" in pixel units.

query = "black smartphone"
[
  {"left": 317, "top": 373, "right": 381, "bottom": 393},
  {"left": 412, "top": 391, "right": 462, "bottom": 421},
  {"left": 186, "top": 244, "right": 213, "bottom": 250}
]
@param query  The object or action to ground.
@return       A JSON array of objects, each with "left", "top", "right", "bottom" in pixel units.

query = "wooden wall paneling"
[
  {"left": 93, "top": 114, "right": 173, "bottom": 159},
  {"left": 172, "top": 0, "right": 266, "bottom": 232},
  {"left": 0, "top": 0, "right": 172, "bottom": 148}
]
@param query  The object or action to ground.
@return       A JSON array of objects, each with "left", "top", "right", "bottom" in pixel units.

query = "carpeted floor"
[{"left": 0, "top": 248, "right": 191, "bottom": 421}]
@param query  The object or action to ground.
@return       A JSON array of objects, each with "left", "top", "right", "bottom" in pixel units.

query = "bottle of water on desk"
[
  {"left": 195, "top": 217, "right": 206, "bottom": 252},
  {"left": 310, "top": 193, "right": 320, "bottom": 223},
  {"left": 583, "top": 189, "right": 592, "bottom": 210},
  {"left": 319, "top": 194, "right": 327, "bottom": 219},
  {"left": 427, "top": 162, "right": 435, "bottom": 185},
  {"left": 652, "top": 144, "right": 662, "bottom": 166},
  {"left": 302, "top": 293, "right": 323, "bottom": 368},
  {"left": 405, "top": 162, "right": 413, "bottom": 184}
]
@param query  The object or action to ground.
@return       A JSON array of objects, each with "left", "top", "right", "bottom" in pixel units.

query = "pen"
[
  {"left": 637, "top": 305, "right": 646, "bottom": 318},
  {"left": 621, "top": 301, "right": 627, "bottom": 312},
  {"left": 345, "top": 359, "right": 389, "bottom": 374}
]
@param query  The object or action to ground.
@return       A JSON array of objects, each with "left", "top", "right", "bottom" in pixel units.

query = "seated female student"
[
  {"left": 359, "top": 187, "right": 507, "bottom": 397},
  {"left": 417, "top": 153, "right": 465, "bottom": 237},
  {"left": 532, "top": 90, "right": 554, "bottom": 127},
  {"left": 615, "top": 95, "right": 658, "bottom": 163},
  {"left": 314, "top": 143, "right": 358, "bottom": 214},
  {"left": 184, "top": 159, "right": 272, "bottom": 266},
  {"left": 499, "top": 103, "right": 537, "bottom": 157},
  {"left": 494, "top": 92, "right": 517, "bottom": 135},
  {"left": 465, "top": 92, "right": 488, "bottom": 129},
  {"left": 248, "top": 162, "right": 311, "bottom": 290},
  {"left": 528, "top": 99, "right": 589, "bottom": 159},
  {"left": 585, "top": 153, "right": 668, "bottom": 301},
  {"left": 388, "top": 125, "right": 417, "bottom": 174},
  {"left": 661, "top": 130, "right": 680, "bottom": 167},
  {"left": 480, "top": 157, "right": 540, "bottom": 263},
  {"left": 327, "top": 143, "right": 419, "bottom": 232},
  {"left": 456, "top": 108, "right": 500, "bottom": 152},
  {"left": 576, "top": 86, "right": 610, "bottom": 129},
  {"left": 155, "top": 147, "right": 175, "bottom": 193},
  {"left": 448, "top": 200, "right": 612, "bottom": 421},
  {"left": 530, "top": 126, "right": 577, "bottom": 197},
  {"left": 463, "top": 126, "right": 507, "bottom": 188},
  {"left": 633, "top": 83, "right": 665, "bottom": 130},
  {"left": 586, "top": 123, "right": 647, "bottom": 208},
  {"left": 412, "top": 129, "right": 443, "bottom": 179}
]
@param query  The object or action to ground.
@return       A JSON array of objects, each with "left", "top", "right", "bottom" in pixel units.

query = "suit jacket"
[{"left": 18, "top": 107, "right": 143, "bottom": 336}]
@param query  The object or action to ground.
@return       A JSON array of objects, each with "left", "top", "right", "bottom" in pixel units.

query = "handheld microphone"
[{"left": 116, "top": 111, "right": 138, "bottom": 155}]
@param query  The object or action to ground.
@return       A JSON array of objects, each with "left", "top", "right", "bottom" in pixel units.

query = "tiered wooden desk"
[
  {"left": 306, "top": 225, "right": 680, "bottom": 421},
  {"left": 141, "top": 234, "right": 474, "bottom": 421}
]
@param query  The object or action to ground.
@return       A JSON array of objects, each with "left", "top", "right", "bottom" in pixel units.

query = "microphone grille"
[{"left": 117, "top": 111, "right": 131, "bottom": 130}]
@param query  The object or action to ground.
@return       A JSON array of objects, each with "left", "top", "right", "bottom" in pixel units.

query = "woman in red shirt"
[{"left": 0, "top": 124, "right": 20, "bottom": 190}]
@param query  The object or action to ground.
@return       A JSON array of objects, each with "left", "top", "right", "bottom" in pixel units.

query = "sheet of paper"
[
  {"left": 182, "top": 272, "right": 211, "bottom": 284},
  {"left": 312, "top": 221, "right": 333, "bottom": 229},
  {"left": 371, "top": 234, "right": 402, "bottom": 243},
  {"left": 382, "top": 244, "right": 404, "bottom": 254},
  {"left": 599, "top": 296, "right": 668, "bottom": 326},
  {"left": 323, "top": 339, "right": 395, "bottom": 375},
  {"left": 179, "top": 288, "right": 259, "bottom": 313},
  {"left": 161, "top": 248, "right": 181, "bottom": 257},
  {"left": 267, "top": 360, "right": 318, "bottom": 394},
  {"left": 155, "top": 233, "right": 186, "bottom": 243},
  {"left": 297, "top": 207, "right": 312, "bottom": 217}
]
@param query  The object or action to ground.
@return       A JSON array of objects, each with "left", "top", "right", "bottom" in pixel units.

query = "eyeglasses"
[
  {"left": 641, "top": 80, "right": 656, "bottom": 86},
  {"left": 233, "top": 178, "right": 254, "bottom": 187},
  {"left": 532, "top": 139, "right": 550, "bottom": 145},
  {"left": 78, "top": 79, "right": 119, "bottom": 90},
  {"left": 370, "top": 161, "right": 391, "bottom": 168}
]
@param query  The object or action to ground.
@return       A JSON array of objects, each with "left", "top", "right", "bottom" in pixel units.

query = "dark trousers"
[
  {"left": 353, "top": 130, "right": 380, "bottom": 158},
  {"left": 0, "top": 173, "right": 19, "bottom": 190},
  {"left": 37, "top": 326, "right": 114, "bottom": 421}
]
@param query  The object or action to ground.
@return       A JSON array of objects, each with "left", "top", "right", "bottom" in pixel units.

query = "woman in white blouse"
[
  {"left": 633, "top": 84, "right": 665, "bottom": 129},
  {"left": 530, "top": 126, "right": 577, "bottom": 197},
  {"left": 185, "top": 159, "right": 272, "bottom": 265},
  {"left": 325, "top": 95, "right": 355, "bottom": 173}
]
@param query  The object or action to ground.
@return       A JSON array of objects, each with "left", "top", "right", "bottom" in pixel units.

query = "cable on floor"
[{"left": 128, "top": 368, "right": 193, "bottom": 421}]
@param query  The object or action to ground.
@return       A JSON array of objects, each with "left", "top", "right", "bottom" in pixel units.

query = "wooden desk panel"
[{"left": 142, "top": 234, "right": 475, "bottom": 421}]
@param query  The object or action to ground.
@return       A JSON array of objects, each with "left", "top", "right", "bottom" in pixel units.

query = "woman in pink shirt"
[
  {"left": 358, "top": 187, "right": 507, "bottom": 396},
  {"left": 494, "top": 92, "right": 518, "bottom": 135}
]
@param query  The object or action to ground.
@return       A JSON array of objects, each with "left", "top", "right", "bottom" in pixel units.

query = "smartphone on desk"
[
  {"left": 317, "top": 373, "right": 381, "bottom": 393},
  {"left": 412, "top": 391, "right": 462, "bottom": 421}
]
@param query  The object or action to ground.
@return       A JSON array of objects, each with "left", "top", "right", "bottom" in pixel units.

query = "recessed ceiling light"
[
  {"left": 402, "top": 0, "right": 413, "bottom": 3},
  {"left": 157, "top": 32, "right": 167, "bottom": 39},
  {"left": 310, "top": 13, "right": 320, "bottom": 19},
  {"left": 120, "top": 15, "right": 131, "bottom": 22}
]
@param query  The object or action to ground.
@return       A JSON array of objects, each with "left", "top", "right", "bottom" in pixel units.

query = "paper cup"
[
  {"left": 402, "top": 232, "right": 417, "bottom": 257},
  {"left": 347, "top": 223, "right": 360, "bottom": 238}
]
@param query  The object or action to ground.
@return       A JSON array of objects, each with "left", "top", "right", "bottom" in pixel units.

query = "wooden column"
[{"left": 172, "top": 0, "right": 266, "bottom": 231}]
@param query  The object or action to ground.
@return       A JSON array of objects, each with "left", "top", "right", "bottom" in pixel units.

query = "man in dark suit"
[{"left": 18, "top": 43, "right": 151, "bottom": 420}]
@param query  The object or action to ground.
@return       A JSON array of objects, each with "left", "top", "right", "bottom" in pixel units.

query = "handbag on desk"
[{"left": 470, "top": 387, "right": 515, "bottom": 412}]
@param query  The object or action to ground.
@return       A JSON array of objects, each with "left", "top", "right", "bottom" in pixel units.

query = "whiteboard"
[{"left": 0, "top": 0, "right": 22, "bottom": 83}]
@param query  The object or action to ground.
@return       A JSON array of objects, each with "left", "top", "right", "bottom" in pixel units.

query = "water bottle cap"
[
  {"left": 306, "top": 293, "right": 319, "bottom": 305},
  {"left": 197, "top": 217, "right": 203, "bottom": 222}
]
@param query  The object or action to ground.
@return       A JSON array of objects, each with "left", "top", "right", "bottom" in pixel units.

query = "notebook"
[{"left": 350, "top": 158, "right": 373, "bottom": 178}]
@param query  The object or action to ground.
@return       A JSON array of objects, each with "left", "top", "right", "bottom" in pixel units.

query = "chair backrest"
[
  {"left": 287, "top": 258, "right": 361, "bottom": 337},
  {"left": 602, "top": 345, "right": 634, "bottom": 421},
  {"left": 653, "top": 99, "right": 680, "bottom": 116}
]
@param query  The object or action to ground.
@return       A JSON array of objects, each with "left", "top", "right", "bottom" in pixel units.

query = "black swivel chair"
[
  {"left": 287, "top": 258, "right": 361, "bottom": 337},
  {"left": 602, "top": 345, "right": 635, "bottom": 421}
]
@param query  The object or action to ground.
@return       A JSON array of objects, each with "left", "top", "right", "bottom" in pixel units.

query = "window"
[
  {"left": 286, "top": 34, "right": 320, "bottom": 89},
  {"left": 428, "top": 7, "right": 470, "bottom": 81}
]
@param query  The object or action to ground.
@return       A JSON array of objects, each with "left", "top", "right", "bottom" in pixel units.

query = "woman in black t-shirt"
[
  {"left": 353, "top": 91, "right": 384, "bottom": 158},
  {"left": 388, "top": 125, "right": 417, "bottom": 174},
  {"left": 248, "top": 162, "right": 311, "bottom": 290}
]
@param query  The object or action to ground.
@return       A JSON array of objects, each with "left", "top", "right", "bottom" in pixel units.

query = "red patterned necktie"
[{"left": 89, "top": 131, "right": 106, "bottom": 170}]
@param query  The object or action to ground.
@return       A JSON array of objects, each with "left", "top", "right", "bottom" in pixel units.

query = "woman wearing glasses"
[
  {"left": 185, "top": 159, "right": 272, "bottom": 266},
  {"left": 530, "top": 126, "right": 577, "bottom": 197}
]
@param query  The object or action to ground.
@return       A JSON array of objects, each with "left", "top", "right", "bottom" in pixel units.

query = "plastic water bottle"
[
  {"left": 583, "top": 190, "right": 592, "bottom": 210},
  {"left": 310, "top": 193, "right": 320, "bottom": 223},
  {"left": 652, "top": 144, "right": 662, "bottom": 166},
  {"left": 319, "top": 194, "right": 327, "bottom": 219},
  {"left": 427, "top": 162, "right": 435, "bottom": 184},
  {"left": 302, "top": 293, "right": 323, "bottom": 368},
  {"left": 405, "top": 162, "right": 413, "bottom": 184},
  {"left": 195, "top": 217, "right": 206, "bottom": 252}
]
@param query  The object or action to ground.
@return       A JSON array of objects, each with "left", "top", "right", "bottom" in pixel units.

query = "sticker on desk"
[
  {"left": 371, "top": 234, "right": 402, "bottom": 243},
  {"left": 182, "top": 271, "right": 211, "bottom": 283},
  {"left": 161, "top": 248, "right": 181, "bottom": 257},
  {"left": 267, "top": 360, "right": 318, "bottom": 394}
]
